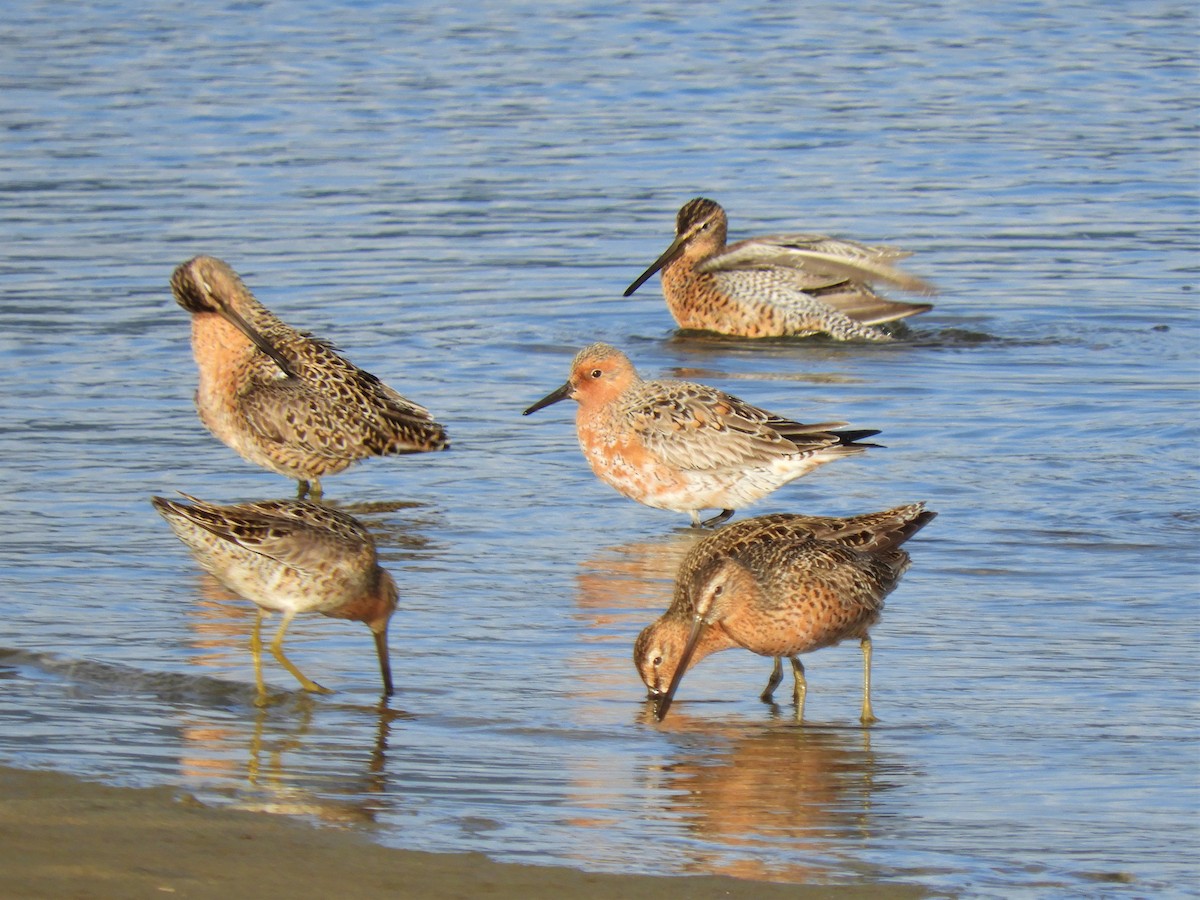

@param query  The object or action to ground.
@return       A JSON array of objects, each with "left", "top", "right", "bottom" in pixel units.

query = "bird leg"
[
  {"left": 859, "top": 635, "right": 877, "bottom": 724},
  {"left": 790, "top": 657, "right": 807, "bottom": 721},
  {"left": 760, "top": 657, "right": 784, "bottom": 703},
  {"left": 269, "top": 609, "right": 333, "bottom": 695},
  {"left": 296, "top": 478, "right": 323, "bottom": 500},
  {"left": 251, "top": 609, "right": 269, "bottom": 706},
  {"left": 699, "top": 508, "right": 735, "bottom": 528}
]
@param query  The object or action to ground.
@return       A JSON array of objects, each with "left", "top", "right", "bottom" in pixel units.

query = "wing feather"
[
  {"left": 157, "top": 497, "right": 368, "bottom": 575},
  {"left": 623, "top": 380, "right": 847, "bottom": 472},
  {"left": 700, "top": 241, "right": 935, "bottom": 295}
]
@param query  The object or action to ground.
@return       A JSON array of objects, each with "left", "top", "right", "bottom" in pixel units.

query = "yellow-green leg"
[
  {"left": 860, "top": 635, "right": 878, "bottom": 724},
  {"left": 296, "top": 478, "right": 323, "bottom": 501},
  {"left": 269, "top": 609, "right": 332, "bottom": 695},
  {"left": 760, "top": 657, "right": 784, "bottom": 703},
  {"left": 250, "top": 609, "right": 269, "bottom": 706},
  {"left": 790, "top": 657, "right": 807, "bottom": 721}
]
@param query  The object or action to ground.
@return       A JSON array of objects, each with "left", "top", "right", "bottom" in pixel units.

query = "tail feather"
[
  {"left": 833, "top": 428, "right": 883, "bottom": 448},
  {"left": 816, "top": 285, "right": 934, "bottom": 325}
]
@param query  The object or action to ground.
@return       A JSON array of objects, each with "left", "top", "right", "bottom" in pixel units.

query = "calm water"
[{"left": 1, "top": 1, "right": 1197, "bottom": 895}]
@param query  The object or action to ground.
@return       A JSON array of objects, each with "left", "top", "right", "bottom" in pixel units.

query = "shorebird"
[
  {"left": 170, "top": 256, "right": 448, "bottom": 498},
  {"left": 522, "top": 343, "right": 880, "bottom": 527},
  {"left": 634, "top": 503, "right": 935, "bottom": 722},
  {"left": 624, "top": 198, "right": 935, "bottom": 341},
  {"left": 152, "top": 494, "right": 398, "bottom": 703}
]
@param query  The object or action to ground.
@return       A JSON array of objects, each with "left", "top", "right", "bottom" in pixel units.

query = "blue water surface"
[{"left": 0, "top": 2, "right": 1196, "bottom": 896}]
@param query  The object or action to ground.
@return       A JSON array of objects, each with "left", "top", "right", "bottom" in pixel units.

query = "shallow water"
[{"left": 1, "top": 1, "right": 1197, "bottom": 896}]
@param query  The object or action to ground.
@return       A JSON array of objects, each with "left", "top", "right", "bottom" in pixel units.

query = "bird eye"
[
  {"left": 712, "top": 584, "right": 724, "bottom": 597},
  {"left": 652, "top": 656, "right": 663, "bottom": 668},
  {"left": 590, "top": 368, "right": 602, "bottom": 379}
]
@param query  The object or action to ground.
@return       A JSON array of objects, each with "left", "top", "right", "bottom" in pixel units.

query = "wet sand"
[{"left": 0, "top": 765, "right": 925, "bottom": 899}]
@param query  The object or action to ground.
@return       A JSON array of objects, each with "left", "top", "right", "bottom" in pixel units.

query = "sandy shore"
[{"left": 0, "top": 765, "right": 926, "bottom": 899}]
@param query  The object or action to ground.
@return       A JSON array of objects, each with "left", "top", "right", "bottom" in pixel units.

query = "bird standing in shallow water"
[
  {"left": 523, "top": 343, "right": 880, "bottom": 527},
  {"left": 152, "top": 495, "right": 398, "bottom": 704},
  {"left": 634, "top": 503, "right": 935, "bottom": 722},
  {"left": 170, "top": 256, "right": 448, "bottom": 499},
  {"left": 624, "top": 198, "right": 935, "bottom": 341}
]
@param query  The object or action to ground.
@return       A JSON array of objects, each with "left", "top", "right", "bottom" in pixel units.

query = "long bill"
[
  {"left": 623, "top": 233, "right": 687, "bottom": 297},
  {"left": 654, "top": 616, "right": 706, "bottom": 722},
  {"left": 522, "top": 381, "right": 573, "bottom": 416},
  {"left": 373, "top": 628, "right": 394, "bottom": 697},
  {"left": 220, "top": 305, "right": 299, "bottom": 379}
]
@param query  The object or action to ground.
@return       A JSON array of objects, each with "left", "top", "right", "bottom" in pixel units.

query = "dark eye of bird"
[
  {"left": 652, "top": 656, "right": 662, "bottom": 667},
  {"left": 590, "top": 368, "right": 602, "bottom": 379}
]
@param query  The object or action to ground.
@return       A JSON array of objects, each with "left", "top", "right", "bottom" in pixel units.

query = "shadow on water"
[
  {"left": 326, "top": 498, "right": 428, "bottom": 516},
  {"left": 0, "top": 646, "right": 409, "bottom": 720},
  {"left": 0, "top": 646, "right": 266, "bottom": 708},
  {"left": 327, "top": 498, "right": 447, "bottom": 557}
]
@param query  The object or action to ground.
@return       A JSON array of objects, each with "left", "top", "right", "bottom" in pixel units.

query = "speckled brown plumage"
[
  {"left": 170, "top": 256, "right": 448, "bottom": 498},
  {"left": 152, "top": 494, "right": 398, "bottom": 702},
  {"left": 624, "top": 198, "right": 935, "bottom": 341},
  {"left": 634, "top": 503, "right": 935, "bottom": 721}
]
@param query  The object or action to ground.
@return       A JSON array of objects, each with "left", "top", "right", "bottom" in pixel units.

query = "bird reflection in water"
[
  {"left": 637, "top": 717, "right": 899, "bottom": 883},
  {"left": 567, "top": 530, "right": 705, "bottom": 707},
  {"left": 575, "top": 530, "right": 704, "bottom": 621},
  {"left": 177, "top": 695, "right": 408, "bottom": 826}
]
